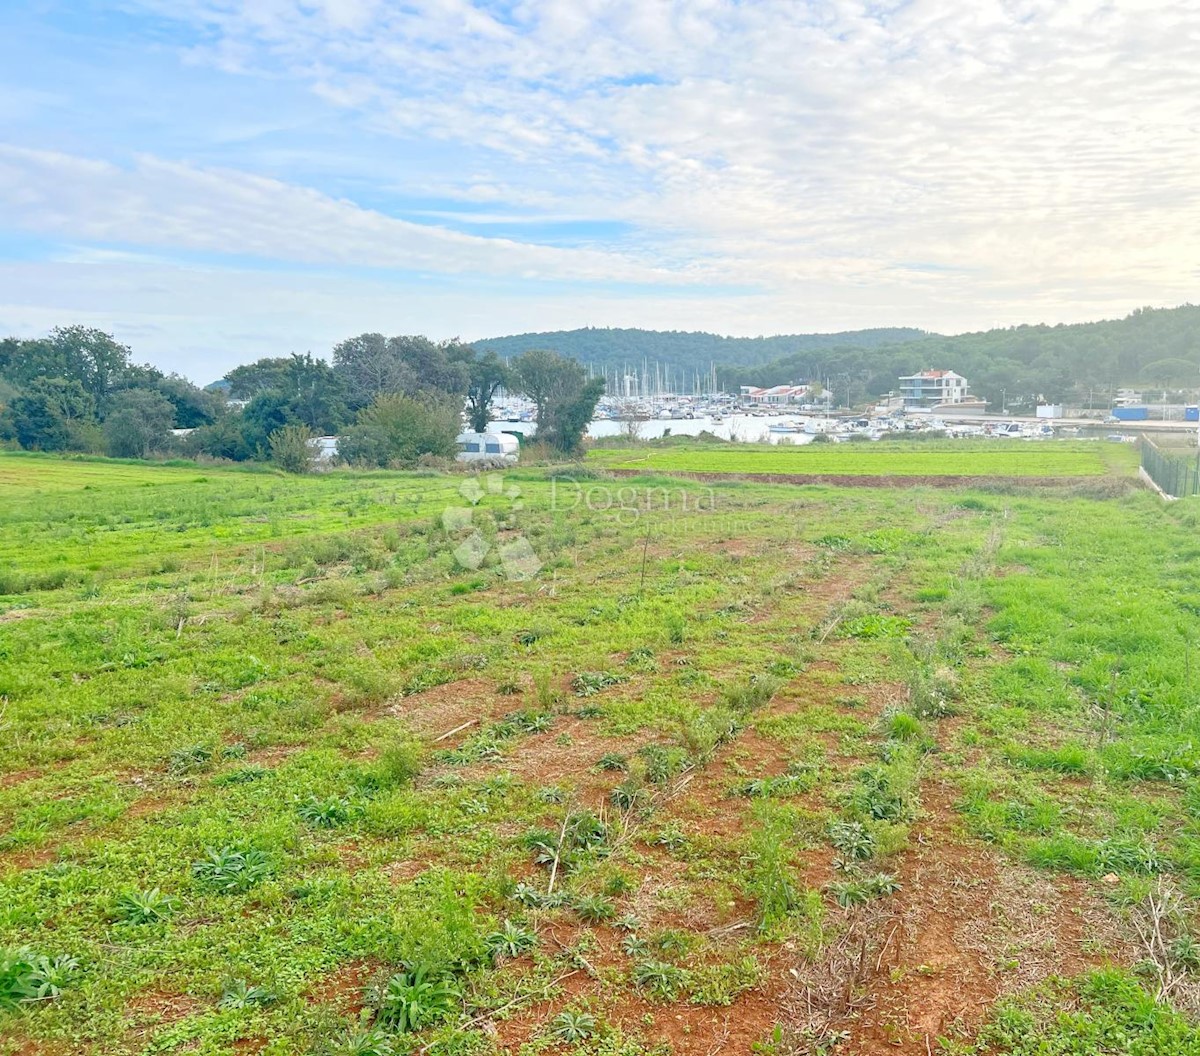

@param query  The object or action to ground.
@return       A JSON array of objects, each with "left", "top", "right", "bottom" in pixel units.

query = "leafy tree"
[
  {"left": 332, "top": 333, "right": 414, "bottom": 407},
  {"left": 1141, "top": 358, "right": 1200, "bottom": 386},
  {"left": 223, "top": 355, "right": 347, "bottom": 457},
  {"left": 153, "top": 375, "right": 222, "bottom": 428},
  {"left": 5, "top": 378, "right": 96, "bottom": 451},
  {"left": 511, "top": 349, "right": 565, "bottom": 427},
  {"left": 387, "top": 336, "right": 470, "bottom": 396},
  {"left": 512, "top": 349, "right": 605, "bottom": 453},
  {"left": 542, "top": 376, "right": 605, "bottom": 454},
  {"left": 43, "top": 327, "right": 132, "bottom": 416},
  {"left": 465, "top": 351, "right": 510, "bottom": 432},
  {"left": 268, "top": 425, "right": 315, "bottom": 473},
  {"left": 224, "top": 358, "right": 296, "bottom": 400},
  {"left": 103, "top": 389, "right": 175, "bottom": 458},
  {"left": 332, "top": 334, "right": 473, "bottom": 408},
  {"left": 239, "top": 391, "right": 299, "bottom": 456},
  {"left": 278, "top": 354, "right": 348, "bottom": 433},
  {"left": 183, "top": 415, "right": 255, "bottom": 462},
  {"left": 338, "top": 394, "right": 459, "bottom": 467}
]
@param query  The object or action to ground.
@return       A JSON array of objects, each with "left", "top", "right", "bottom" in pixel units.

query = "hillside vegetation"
[
  {"left": 474, "top": 327, "right": 930, "bottom": 372},
  {"left": 477, "top": 305, "right": 1200, "bottom": 411}
]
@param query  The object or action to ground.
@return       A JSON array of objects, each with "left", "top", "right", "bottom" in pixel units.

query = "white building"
[
  {"left": 739, "top": 384, "right": 810, "bottom": 406},
  {"left": 898, "top": 370, "right": 970, "bottom": 409}
]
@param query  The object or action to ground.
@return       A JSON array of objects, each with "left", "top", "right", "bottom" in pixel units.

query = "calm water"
[{"left": 488, "top": 414, "right": 818, "bottom": 445}]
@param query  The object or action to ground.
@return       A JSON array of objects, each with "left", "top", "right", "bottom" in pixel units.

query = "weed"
[
  {"left": 688, "top": 955, "right": 763, "bottom": 1006},
  {"left": 191, "top": 846, "right": 272, "bottom": 892},
  {"left": 326, "top": 1024, "right": 395, "bottom": 1056},
  {"left": 828, "top": 821, "right": 875, "bottom": 867},
  {"left": 827, "top": 872, "right": 900, "bottom": 907},
  {"left": 633, "top": 959, "right": 687, "bottom": 1001},
  {"left": 0, "top": 950, "right": 78, "bottom": 1008},
  {"left": 169, "top": 743, "right": 214, "bottom": 774},
  {"left": 115, "top": 887, "right": 179, "bottom": 924},
  {"left": 597, "top": 751, "right": 629, "bottom": 771},
  {"left": 881, "top": 709, "right": 924, "bottom": 742},
  {"left": 1006, "top": 742, "right": 1092, "bottom": 775},
  {"left": 484, "top": 921, "right": 537, "bottom": 961},
  {"left": 720, "top": 674, "right": 781, "bottom": 713},
  {"left": 298, "top": 794, "right": 358, "bottom": 828},
  {"left": 572, "top": 894, "right": 617, "bottom": 924},
  {"left": 745, "top": 815, "right": 800, "bottom": 932},
  {"left": 542, "top": 1009, "right": 596, "bottom": 1044},
  {"left": 374, "top": 964, "right": 461, "bottom": 1033},
  {"left": 572, "top": 670, "right": 626, "bottom": 696},
  {"left": 650, "top": 825, "right": 689, "bottom": 852},
  {"left": 844, "top": 758, "right": 918, "bottom": 822},
  {"left": 218, "top": 978, "right": 277, "bottom": 1009},
  {"left": 533, "top": 670, "right": 561, "bottom": 711},
  {"left": 370, "top": 740, "right": 425, "bottom": 789}
]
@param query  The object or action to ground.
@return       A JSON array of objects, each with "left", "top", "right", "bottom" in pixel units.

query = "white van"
[{"left": 455, "top": 431, "right": 520, "bottom": 464}]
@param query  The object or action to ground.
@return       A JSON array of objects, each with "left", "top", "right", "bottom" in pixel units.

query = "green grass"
[
  {"left": 586, "top": 439, "right": 1134, "bottom": 477},
  {"left": 1, "top": 450, "right": 1198, "bottom": 1055}
]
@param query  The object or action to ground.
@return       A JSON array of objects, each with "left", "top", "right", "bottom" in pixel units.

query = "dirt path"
[{"left": 830, "top": 725, "right": 1135, "bottom": 1055}]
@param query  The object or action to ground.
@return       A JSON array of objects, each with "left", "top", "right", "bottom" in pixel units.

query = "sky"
[{"left": 0, "top": 0, "right": 1198, "bottom": 381}]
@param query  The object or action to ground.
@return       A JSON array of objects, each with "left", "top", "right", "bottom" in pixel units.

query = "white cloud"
[
  {"left": 0, "top": 145, "right": 687, "bottom": 283},
  {"left": 3, "top": 0, "right": 1199, "bottom": 368},
  {"left": 117, "top": 0, "right": 1200, "bottom": 301}
]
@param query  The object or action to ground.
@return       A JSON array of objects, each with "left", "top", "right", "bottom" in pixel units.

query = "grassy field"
[
  {"left": 586, "top": 439, "right": 1137, "bottom": 478},
  {"left": 3, "top": 451, "right": 1200, "bottom": 1055}
]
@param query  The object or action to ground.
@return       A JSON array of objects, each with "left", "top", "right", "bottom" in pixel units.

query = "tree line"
[
  {"left": 0, "top": 329, "right": 604, "bottom": 468},
  {"left": 477, "top": 307, "right": 1200, "bottom": 412},
  {"left": 475, "top": 325, "right": 928, "bottom": 373},
  {"left": 720, "top": 305, "right": 1200, "bottom": 411}
]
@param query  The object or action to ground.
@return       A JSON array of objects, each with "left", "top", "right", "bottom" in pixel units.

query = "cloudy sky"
[{"left": 1, "top": 0, "right": 1198, "bottom": 379}]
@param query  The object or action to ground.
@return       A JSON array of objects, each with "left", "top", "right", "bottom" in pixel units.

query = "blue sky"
[{"left": 1, "top": 0, "right": 1197, "bottom": 380}]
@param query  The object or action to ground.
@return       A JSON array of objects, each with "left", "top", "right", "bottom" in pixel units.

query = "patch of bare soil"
[
  {"left": 834, "top": 770, "right": 1135, "bottom": 1054},
  {"left": 124, "top": 989, "right": 203, "bottom": 1027},
  {"left": 385, "top": 677, "right": 511, "bottom": 738},
  {"left": 0, "top": 607, "right": 44, "bottom": 623},
  {"left": 246, "top": 743, "right": 303, "bottom": 767},
  {"left": 306, "top": 957, "right": 383, "bottom": 1015},
  {"left": 0, "top": 843, "right": 60, "bottom": 874},
  {"left": 487, "top": 931, "right": 788, "bottom": 1056}
]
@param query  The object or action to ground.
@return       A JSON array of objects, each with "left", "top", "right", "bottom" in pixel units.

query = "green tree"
[
  {"left": 279, "top": 354, "right": 348, "bottom": 432},
  {"left": 465, "top": 351, "right": 510, "bottom": 432},
  {"left": 268, "top": 424, "right": 315, "bottom": 473},
  {"left": 332, "top": 333, "right": 414, "bottom": 407},
  {"left": 183, "top": 415, "right": 255, "bottom": 462},
  {"left": 511, "top": 349, "right": 605, "bottom": 453},
  {"left": 511, "top": 349, "right": 564, "bottom": 427},
  {"left": 337, "top": 394, "right": 459, "bottom": 467},
  {"left": 153, "top": 375, "right": 222, "bottom": 428},
  {"left": 224, "top": 358, "right": 296, "bottom": 400},
  {"left": 388, "top": 336, "right": 470, "bottom": 396},
  {"left": 238, "top": 391, "right": 298, "bottom": 456},
  {"left": 542, "top": 376, "right": 605, "bottom": 454},
  {"left": 103, "top": 389, "right": 175, "bottom": 458},
  {"left": 44, "top": 327, "right": 132, "bottom": 416},
  {"left": 6, "top": 378, "right": 96, "bottom": 451}
]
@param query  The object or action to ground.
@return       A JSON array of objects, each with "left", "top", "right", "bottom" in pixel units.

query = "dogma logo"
[{"left": 441, "top": 474, "right": 542, "bottom": 581}]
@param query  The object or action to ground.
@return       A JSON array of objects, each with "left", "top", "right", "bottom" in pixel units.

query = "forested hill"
[
  {"left": 473, "top": 326, "right": 931, "bottom": 372},
  {"left": 478, "top": 306, "right": 1200, "bottom": 408},
  {"left": 718, "top": 304, "right": 1200, "bottom": 407}
]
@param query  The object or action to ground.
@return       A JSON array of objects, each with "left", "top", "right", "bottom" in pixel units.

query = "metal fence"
[{"left": 1141, "top": 438, "right": 1200, "bottom": 498}]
